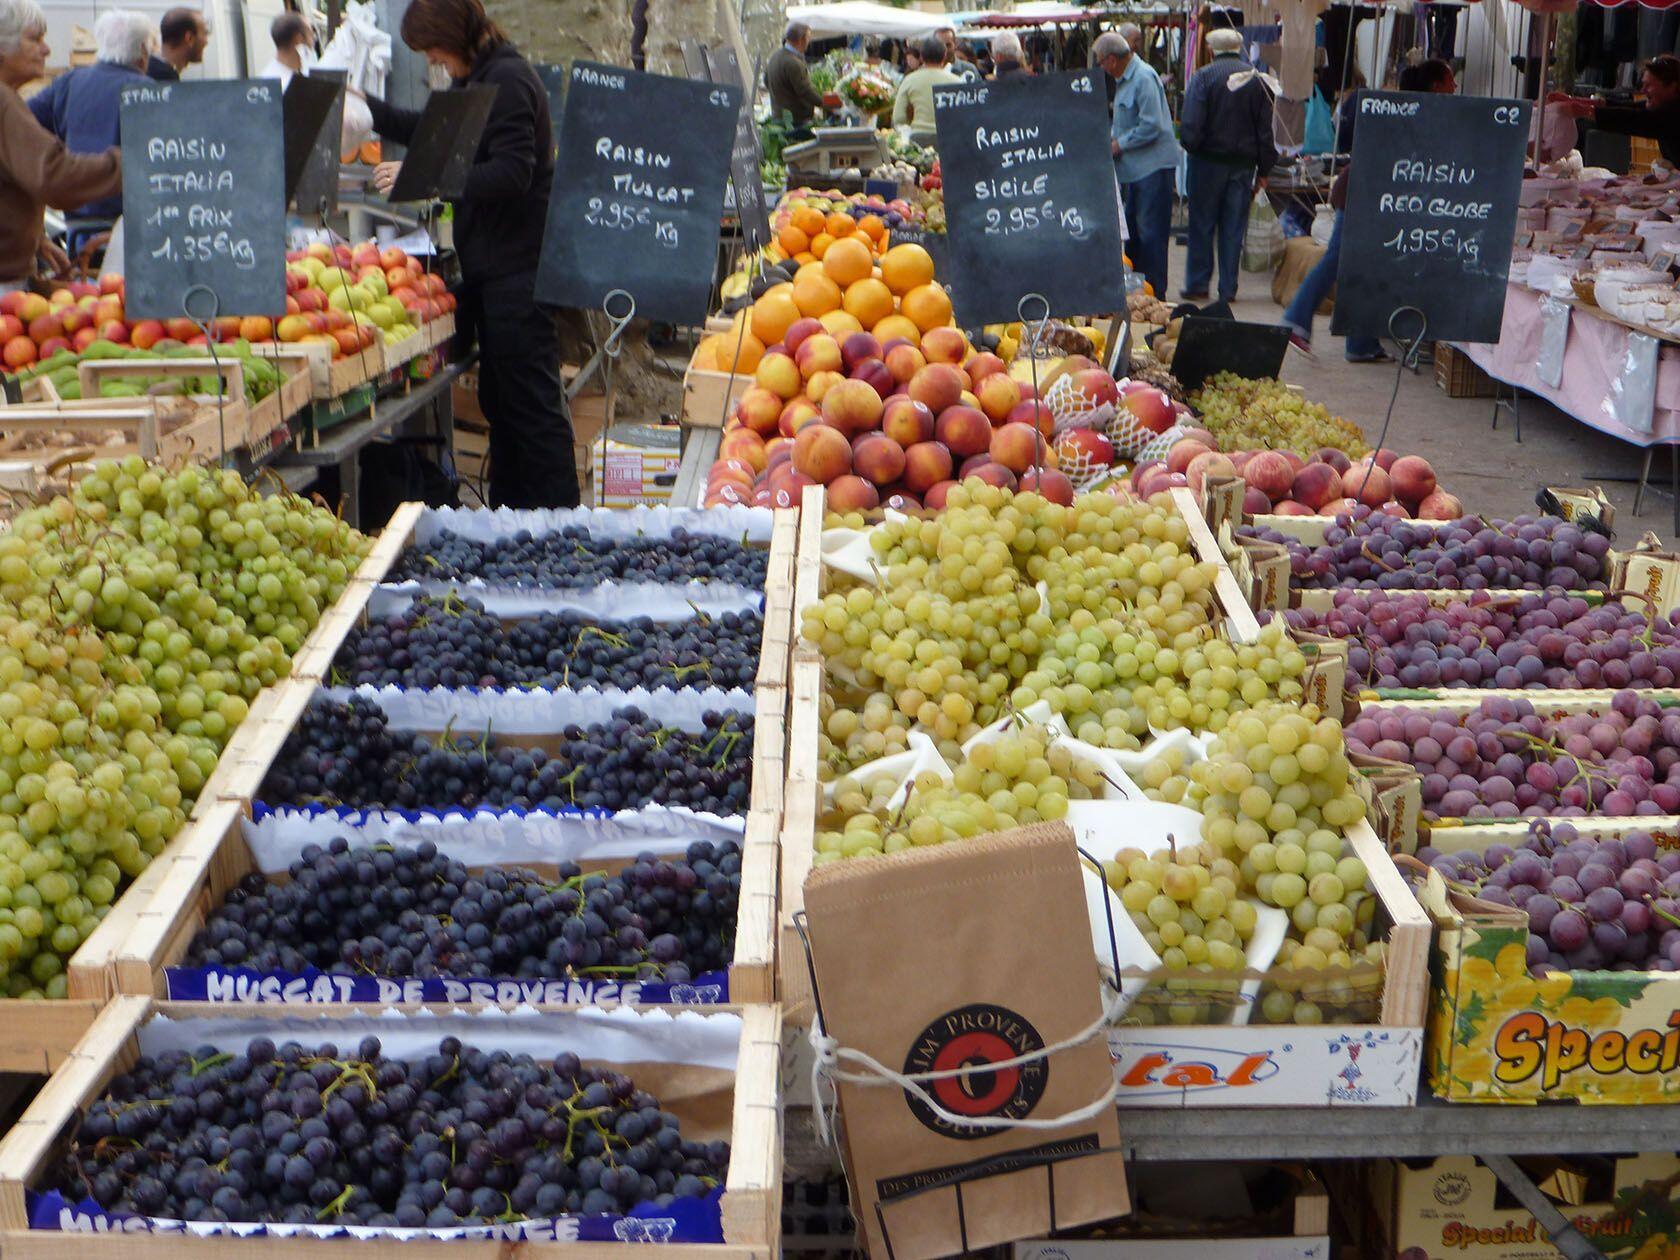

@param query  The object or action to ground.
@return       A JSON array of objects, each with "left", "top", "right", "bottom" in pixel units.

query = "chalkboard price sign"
[
  {"left": 706, "top": 45, "right": 771, "bottom": 250},
  {"left": 932, "top": 70, "right": 1125, "bottom": 328},
  {"left": 536, "top": 62, "right": 739, "bottom": 325},
  {"left": 120, "top": 79, "right": 287, "bottom": 320},
  {"left": 1333, "top": 91, "right": 1530, "bottom": 344}
]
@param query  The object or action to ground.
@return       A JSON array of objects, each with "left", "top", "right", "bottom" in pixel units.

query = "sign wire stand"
[
  {"left": 566, "top": 288, "right": 635, "bottom": 501},
  {"left": 1020, "top": 291, "right": 1052, "bottom": 477},
  {"left": 182, "top": 283, "right": 229, "bottom": 468}
]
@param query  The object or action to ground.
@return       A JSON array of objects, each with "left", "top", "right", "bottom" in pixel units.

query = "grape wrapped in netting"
[
  {"left": 260, "top": 697, "right": 753, "bottom": 815},
  {"left": 52, "top": 1034, "right": 728, "bottom": 1226},
  {"left": 1244, "top": 508, "right": 1610, "bottom": 592},
  {"left": 801, "top": 481, "right": 1313, "bottom": 777},
  {"left": 390, "top": 526, "right": 767, "bottom": 590},
  {"left": 332, "top": 595, "right": 763, "bottom": 692},
  {"left": 1286, "top": 590, "right": 1680, "bottom": 691},
  {"left": 0, "top": 460, "right": 367, "bottom": 996},
  {"left": 183, "top": 837, "right": 742, "bottom": 984},
  {"left": 1419, "top": 819, "right": 1680, "bottom": 973},
  {"left": 1347, "top": 691, "right": 1680, "bottom": 821}
]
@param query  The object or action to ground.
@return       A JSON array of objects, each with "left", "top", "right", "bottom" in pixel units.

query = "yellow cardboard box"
[{"left": 593, "top": 423, "right": 681, "bottom": 509}]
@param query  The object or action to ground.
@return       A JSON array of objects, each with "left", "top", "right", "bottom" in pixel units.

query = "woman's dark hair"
[
  {"left": 399, "top": 0, "right": 504, "bottom": 57},
  {"left": 1645, "top": 54, "right": 1680, "bottom": 88},
  {"left": 1398, "top": 58, "right": 1453, "bottom": 93}
]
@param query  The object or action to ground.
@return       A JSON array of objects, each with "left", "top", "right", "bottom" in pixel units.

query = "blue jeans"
[
  {"left": 1120, "top": 165, "right": 1175, "bottom": 299},
  {"left": 1184, "top": 156, "right": 1253, "bottom": 301},
  {"left": 1281, "top": 211, "right": 1381, "bottom": 359}
]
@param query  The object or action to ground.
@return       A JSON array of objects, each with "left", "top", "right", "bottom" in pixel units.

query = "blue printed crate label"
[{"left": 164, "top": 964, "right": 729, "bottom": 1006}]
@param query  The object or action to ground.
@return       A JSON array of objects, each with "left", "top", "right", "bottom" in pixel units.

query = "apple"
[
  {"left": 25, "top": 312, "right": 60, "bottom": 343},
  {"left": 792, "top": 422, "right": 853, "bottom": 483},
  {"left": 1, "top": 336, "right": 35, "bottom": 369},
  {"left": 0, "top": 315, "right": 18, "bottom": 342},
  {"left": 350, "top": 243, "right": 382, "bottom": 269},
  {"left": 975, "top": 372, "right": 1022, "bottom": 424},
  {"left": 821, "top": 378, "right": 885, "bottom": 437},
  {"left": 36, "top": 336, "right": 69, "bottom": 358},
  {"left": 1019, "top": 468, "right": 1074, "bottom": 505},
  {"left": 72, "top": 327, "right": 97, "bottom": 351},
  {"left": 239, "top": 315, "right": 273, "bottom": 342},
  {"left": 881, "top": 397, "right": 935, "bottom": 448},
  {"left": 380, "top": 246, "right": 407, "bottom": 271},
  {"left": 129, "top": 319, "right": 166, "bottom": 350},
  {"left": 1055, "top": 428, "right": 1115, "bottom": 476},
  {"left": 98, "top": 272, "right": 124, "bottom": 296},
  {"left": 903, "top": 440, "right": 954, "bottom": 494},
  {"left": 1120, "top": 384, "right": 1174, "bottom": 433},
  {"left": 1070, "top": 368, "right": 1121, "bottom": 411},
  {"left": 97, "top": 320, "right": 130, "bottom": 344},
  {"left": 853, "top": 433, "right": 907, "bottom": 486},
  {"left": 935, "top": 405, "right": 992, "bottom": 459}
]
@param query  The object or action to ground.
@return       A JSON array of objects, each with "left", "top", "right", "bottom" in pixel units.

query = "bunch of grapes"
[
  {"left": 1346, "top": 692, "right": 1680, "bottom": 821},
  {"left": 0, "top": 460, "right": 366, "bottom": 996},
  {"left": 1245, "top": 509, "right": 1611, "bottom": 591},
  {"left": 1286, "top": 590, "right": 1680, "bottom": 691},
  {"left": 1103, "top": 839, "right": 1257, "bottom": 972},
  {"left": 391, "top": 526, "right": 767, "bottom": 590},
  {"left": 260, "top": 698, "right": 753, "bottom": 816},
  {"left": 801, "top": 482, "right": 1310, "bottom": 777},
  {"left": 815, "top": 722, "right": 1101, "bottom": 861},
  {"left": 1420, "top": 820, "right": 1680, "bottom": 973},
  {"left": 54, "top": 1034, "right": 728, "bottom": 1226},
  {"left": 333, "top": 595, "right": 763, "bottom": 693},
  {"left": 182, "top": 837, "right": 742, "bottom": 984},
  {"left": 1188, "top": 373, "right": 1368, "bottom": 457}
]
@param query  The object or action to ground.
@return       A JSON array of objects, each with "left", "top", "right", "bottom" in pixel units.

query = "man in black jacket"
[
  {"left": 767, "top": 22, "right": 823, "bottom": 124},
  {"left": 1180, "top": 27, "right": 1278, "bottom": 302},
  {"left": 367, "top": 0, "right": 579, "bottom": 509}
]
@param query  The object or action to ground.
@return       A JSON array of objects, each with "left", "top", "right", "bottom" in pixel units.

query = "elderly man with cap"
[
  {"left": 1179, "top": 27, "right": 1277, "bottom": 302},
  {"left": 1094, "top": 29, "right": 1177, "bottom": 300}
]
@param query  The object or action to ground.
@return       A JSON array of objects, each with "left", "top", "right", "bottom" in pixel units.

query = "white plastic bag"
[
  {"left": 1242, "top": 190, "right": 1284, "bottom": 272},
  {"left": 315, "top": 0, "right": 391, "bottom": 150},
  {"left": 1310, "top": 202, "right": 1335, "bottom": 246}
]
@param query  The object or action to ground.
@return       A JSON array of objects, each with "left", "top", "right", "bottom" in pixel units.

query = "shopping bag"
[{"left": 1242, "top": 190, "right": 1284, "bottom": 273}]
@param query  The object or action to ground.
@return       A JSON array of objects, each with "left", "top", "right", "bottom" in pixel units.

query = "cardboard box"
[
  {"left": 593, "top": 422, "right": 681, "bottom": 508},
  {"left": 1341, "top": 1154, "right": 1680, "bottom": 1260}
]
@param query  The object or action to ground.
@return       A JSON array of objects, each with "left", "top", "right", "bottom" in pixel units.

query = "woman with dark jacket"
[{"left": 367, "top": 0, "right": 579, "bottom": 509}]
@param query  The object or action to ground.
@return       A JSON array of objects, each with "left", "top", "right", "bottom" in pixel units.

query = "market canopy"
[
  {"left": 784, "top": 2, "right": 946, "bottom": 37},
  {"left": 953, "top": 5, "right": 1122, "bottom": 26}
]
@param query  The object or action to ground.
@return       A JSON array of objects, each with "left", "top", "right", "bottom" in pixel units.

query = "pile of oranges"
[{"left": 692, "top": 194, "right": 955, "bottom": 376}]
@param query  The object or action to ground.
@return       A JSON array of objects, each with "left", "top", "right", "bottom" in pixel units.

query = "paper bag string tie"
[{"left": 808, "top": 985, "right": 1127, "bottom": 1148}]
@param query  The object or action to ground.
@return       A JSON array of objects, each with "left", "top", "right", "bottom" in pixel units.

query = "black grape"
[
  {"left": 391, "top": 526, "right": 766, "bottom": 590},
  {"left": 52, "top": 1036, "right": 729, "bottom": 1225}
]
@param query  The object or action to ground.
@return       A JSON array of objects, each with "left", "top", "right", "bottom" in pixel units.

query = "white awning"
[{"left": 785, "top": 2, "right": 947, "bottom": 38}]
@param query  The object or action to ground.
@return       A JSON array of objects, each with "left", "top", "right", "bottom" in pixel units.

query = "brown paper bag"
[{"left": 803, "top": 823, "right": 1129, "bottom": 1260}]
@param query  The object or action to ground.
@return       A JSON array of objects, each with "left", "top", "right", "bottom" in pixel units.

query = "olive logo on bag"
[{"left": 901, "top": 1003, "right": 1048, "bottom": 1139}]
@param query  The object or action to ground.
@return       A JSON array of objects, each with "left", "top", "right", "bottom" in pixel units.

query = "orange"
[
  {"left": 901, "top": 281, "right": 953, "bottom": 333},
  {"left": 818, "top": 309, "right": 863, "bottom": 337},
  {"left": 858, "top": 214, "right": 886, "bottom": 243},
  {"left": 717, "top": 327, "right": 765, "bottom": 373},
  {"left": 778, "top": 224, "right": 810, "bottom": 256},
  {"left": 842, "top": 277, "right": 894, "bottom": 329},
  {"left": 823, "top": 236, "right": 874, "bottom": 288},
  {"left": 881, "top": 243, "right": 936, "bottom": 296},
  {"left": 809, "top": 232, "right": 834, "bottom": 259},
  {"left": 750, "top": 290, "right": 801, "bottom": 346},
  {"left": 792, "top": 269, "right": 842, "bottom": 317},
  {"left": 793, "top": 252, "right": 815, "bottom": 266},
  {"left": 792, "top": 204, "right": 826, "bottom": 236},
  {"left": 872, "top": 313, "right": 921, "bottom": 345},
  {"left": 826, "top": 211, "right": 857, "bottom": 238}
]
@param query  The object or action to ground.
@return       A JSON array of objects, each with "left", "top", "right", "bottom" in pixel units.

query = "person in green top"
[{"left": 893, "top": 35, "right": 960, "bottom": 143}]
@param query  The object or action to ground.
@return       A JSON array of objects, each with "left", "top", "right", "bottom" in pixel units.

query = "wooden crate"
[
  {"left": 110, "top": 796, "right": 779, "bottom": 1006},
  {"left": 283, "top": 502, "right": 425, "bottom": 683},
  {"left": 0, "top": 997, "right": 782, "bottom": 1258},
  {"left": 682, "top": 352, "right": 751, "bottom": 430},
  {"left": 423, "top": 312, "right": 456, "bottom": 351},
  {"left": 265, "top": 338, "right": 385, "bottom": 401},
  {"left": 243, "top": 347, "right": 314, "bottom": 444},
  {"left": 1432, "top": 343, "right": 1498, "bottom": 398}
]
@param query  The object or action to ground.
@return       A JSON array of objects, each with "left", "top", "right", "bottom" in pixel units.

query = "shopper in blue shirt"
[
  {"left": 1095, "top": 30, "right": 1179, "bottom": 300},
  {"left": 28, "top": 9, "right": 153, "bottom": 220}
]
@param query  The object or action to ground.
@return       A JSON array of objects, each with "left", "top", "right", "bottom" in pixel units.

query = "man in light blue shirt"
[{"left": 1095, "top": 31, "right": 1179, "bottom": 300}]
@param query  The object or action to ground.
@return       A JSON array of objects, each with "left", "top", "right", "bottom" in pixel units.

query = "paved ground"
[{"left": 1165, "top": 241, "right": 1679, "bottom": 546}]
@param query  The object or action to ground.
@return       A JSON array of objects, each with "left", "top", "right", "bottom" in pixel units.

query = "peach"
[
  {"left": 935, "top": 405, "right": 992, "bottom": 459},
  {"left": 1343, "top": 462, "right": 1390, "bottom": 508},
  {"left": 1389, "top": 456, "right": 1438, "bottom": 506},
  {"left": 1315, "top": 447, "right": 1352, "bottom": 474},
  {"left": 1244, "top": 451, "right": 1294, "bottom": 502},
  {"left": 827, "top": 474, "right": 881, "bottom": 512},
  {"left": 1282, "top": 450, "right": 1305, "bottom": 474},
  {"left": 1006, "top": 399, "right": 1053, "bottom": 436},
  {"left": 783, "top": 317, "right": 823, "bottom": 355},
  {"left": 923, "top": 480, "right": 959, "bottom": 510},
  {"left": 964, "top": 352, "right": 1007, "bottom": 382},
  {"left": 1166, "top": 439, "right": 1211, "bottom": 477},
  {"left": 804, "top": 370, "right": 845, "bottom": 405},
  {"left": 779, "top": 398, "right": 821, "bottom": 438},
  {"left": 129, "top": 319, "right": 166, "bottom": 350},
  {"left": 1417, "top": 490, "right": 1464, "bottom": 520},
  {"left": 975, "top": 372, "right": 1022, "bottom": 424},
  {"left": 98, "top": 320, "right": 130, "bottom": 344},
  {"left": 881, "top": 397, "right": 935, "bottom": 448},
  {"left": 821, "top": 378, "right": 885, "bottom": 437},
  {"left": 849, "top": 358, "right": 894, "bottom": 399},
  {"left": 791, "top": 423, "right": 852, "bottom": 483},
  {"left": 770, "top": 470, "right": 818, "bottom": 510},
  {"left": 884, "top": 342, "right": 927, "bottom": 384},
  {"left": 1243, "top": 486, "right": 1273, "bottom": 514},
  {"left": 755, "top": 351, "right": 802, "bottom": 400},
  {"left": 840, "top": 332, "right": 882, "bottom": 372},
  {"left": 1373, "top": 448, "right": 1399, "bottom": 470},
  {"left": 1290, "top": 463, "right": 1342, "bottom": 511},
  {"left": 853, "top": 433, "right": 907, "bottom": 486},
  {"left": 908, "top": 363, "right": 966, "bottom": 414},
  {"left": 735, "top": 387, "right": 785, "bottom": 437},
  {"left": 881, "top": 490, "right": 921, "bottom": 511},
  {"left": 1019, "top": 468, "right": 1074, "bottom": 505},
  {"left": 957, "top": 453, "right": 991, "bottom": 479},
  {"left": 920, "top": 326, "right": 968, "bottom": 365},
  {"left": 1186, "top": 451, "right": 1236, "bottom": 494},
  {"left": 720, "top": 429, "right": 768, "bottom": 473},
  {"left": 795, "top": 333, "right": 842, "bottom": 379},
  {"left": 967, "top": 462, "right": 1019, "bottom": 490},
  {"left": 990, "top": 421, "right": 1047, "bottom": 474},
  {"left": 1181, "top": 426, "right": 1216, "bottom": 447},
  {"left": 903, "top": 440, "right": 954, "bottom": 494}
]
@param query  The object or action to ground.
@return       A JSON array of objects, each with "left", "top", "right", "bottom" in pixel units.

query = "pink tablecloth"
[{"left": 1453, "top": 284, "right": 1680, "bottom": 446}]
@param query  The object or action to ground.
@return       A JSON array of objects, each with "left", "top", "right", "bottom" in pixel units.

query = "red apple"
[
  {"left": 1054, "top": 428, "right": 1115, "bottom": 478},
  {"left": 1121, "top": 384, "right": 1174, "bottom": 433}
]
